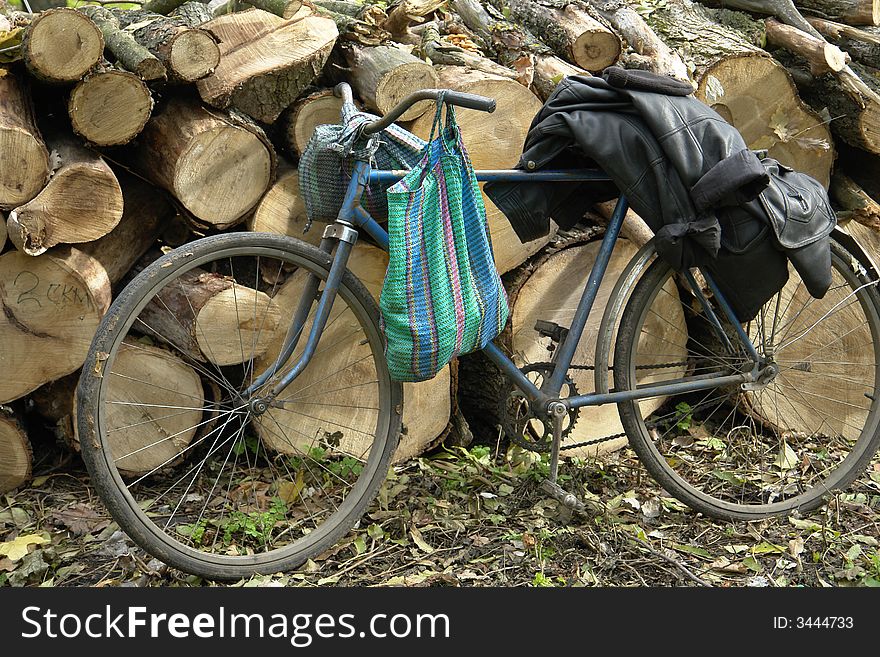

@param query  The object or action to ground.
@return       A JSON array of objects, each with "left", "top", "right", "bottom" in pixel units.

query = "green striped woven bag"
[{"left": 380, "top": 99, "right": 509, "bottom": 382}]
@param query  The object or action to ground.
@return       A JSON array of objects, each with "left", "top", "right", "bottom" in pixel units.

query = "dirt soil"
[{"left": 2, "top": 426, "right": 879, "bottom": 588}]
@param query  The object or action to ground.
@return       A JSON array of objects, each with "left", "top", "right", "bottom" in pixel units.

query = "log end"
[
  {"left": 24, "top": 8, "right": 104, "bottom": 83},
  {"left": 169, "top": 30, "right": 222, "bottom": 82},
  {"left": 174, "top": 125, "right": 274, "bottom": 227},
  {"left": 0, "top": 415, "right": 31, "bottom": 494},
  {"left": 376, "top": 61, "right": 440, "bottom": 122},
  {"left": 0, "top": 127, "right": 50, "bottom": 211},
  {"left": 572, "top": 30, "right": 622, "bottom": 72},
  {"left": 6, "top": 209, "right": 49, "bottom": 257},
  {"left": 69, "top": 71, "right": 154, "bottom": 147}
]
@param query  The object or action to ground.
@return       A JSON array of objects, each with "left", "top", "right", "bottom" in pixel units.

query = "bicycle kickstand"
[{"left": 540, "top": 401, "right": 600, "bottom": 519}]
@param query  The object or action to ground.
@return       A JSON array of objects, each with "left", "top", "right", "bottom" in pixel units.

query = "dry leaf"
[{"left": 0, "top": 534, "right": 49, "bottom": 562}]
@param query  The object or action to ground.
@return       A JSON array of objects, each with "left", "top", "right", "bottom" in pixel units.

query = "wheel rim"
[
  {"left": 618, "top": 244, "right": 880, "bottom": 516},
  {"left": 88, "top": 236, "right": 396, "bottom": 573}
]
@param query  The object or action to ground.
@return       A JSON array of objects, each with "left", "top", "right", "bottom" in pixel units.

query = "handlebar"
[{"left": 333, "top": 82, "right": 496, "bottom": 135}]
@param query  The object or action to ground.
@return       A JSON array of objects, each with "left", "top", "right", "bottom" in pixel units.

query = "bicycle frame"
[{"left": 249, "top": 158, "right": 762, "bottom": 414}]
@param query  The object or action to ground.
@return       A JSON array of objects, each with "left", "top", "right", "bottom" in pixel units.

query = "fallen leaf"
[
  {"left": 277, "top": 470, "right": 305, "bottom": 504},
  {"left": 773, "top": 441, "right": 798, "bottom": 470},
  {"left": 789, "top": 537, "right": 805, "bottom": 559},
  {"left": 410, "top": 526, "right": 434, "bottom": 554},
  {"left": 0, "top": 534, "right": 49, "bottom": 562},
  {"left": 641, "top": 498, "right": 662, "bottom": 519},
  {"left": 7, "top": 550, "right": 49, "bottom": 586},
  {"left": 51, "top": 503, "right": 110, "bottom": 537}
]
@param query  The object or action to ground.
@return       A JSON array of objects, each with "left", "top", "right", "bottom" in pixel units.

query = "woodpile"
[{"left": 2, "top": 0, "right": 880, "bottom": 492}]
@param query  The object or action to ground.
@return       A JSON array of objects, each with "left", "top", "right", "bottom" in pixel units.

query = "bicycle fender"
[{"left": 831, "top": 226, "right": 880, "bottom": 283}]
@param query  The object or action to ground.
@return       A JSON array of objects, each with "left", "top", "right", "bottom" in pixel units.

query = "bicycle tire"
[
  {"left": 614, "top": 238, "right": 880, "bottom": 520},
  {"left": 77, "top": 232, "right": 402, "bottom": 579}
]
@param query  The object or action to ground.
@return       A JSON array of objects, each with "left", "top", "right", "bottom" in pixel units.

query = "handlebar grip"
[{"left": 441, "top": 90, "right": 496, "bottom": 113}]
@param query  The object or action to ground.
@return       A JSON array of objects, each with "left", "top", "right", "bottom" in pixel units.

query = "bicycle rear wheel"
[
  {"left": 77, "top": 233, "right": 401, "bottom": 579},
  {"left": 614, "top": 238, "right": 880, "bottom": 520}
]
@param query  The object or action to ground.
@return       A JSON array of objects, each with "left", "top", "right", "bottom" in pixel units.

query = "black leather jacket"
[
  {"left": 484, "top": 72, "right": 769, "bottom": 267},
  {"left": 484, "top": 70, "right": 834, "bottom": 320}
]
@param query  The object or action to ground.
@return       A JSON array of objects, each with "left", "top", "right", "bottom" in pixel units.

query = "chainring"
[{"left": 498, "top": 362, "right": 579, "bottom": 452}]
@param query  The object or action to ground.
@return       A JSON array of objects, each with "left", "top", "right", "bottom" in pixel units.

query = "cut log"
[
  {"left": 796, "top": 0, "right": 879, "bottom": 26},
  {"left": 451, "top": 0, "right": 551, "bottom": 65},
  {"left": 143, "top": 0, "right": 188, "bottom": 14},
  {"left": 253, "top": 242, "right": 453, "bottom": 463},
  {"left": 240, "top": 0, "right": 303, "bottom": 19},
  {"left": 648, "top": 0, "right": 835, "bottom": 187},
  {"left": 21, "top": 8, "right": 104, "bottom": 84},
  {"left": 133, "top": 256, "right": 283, "bottom": 367},
  {"left": 590, "top": 2, "right": 690, "bottom": 79},
  {"left": 696, "top": 0, "right": 822, "bottom": 37},
  {"left": 765, "top": 17, "right": 849, "bottom": 74},
  {"left": 283, "top": 89, "right": 345, "bottom": 157},
  {"left": 7, "top": 132, "right": 124, "bottom": 256},
  {"left": 830, "top": 171, "right": 880, "bottom": 229},
  {"left": 312, "top": 0, "right": 389, "bottom": 45},
  {"left": 808, "top": 17, "right": 880, "bottom": 67},
  {"left": 499, "top": 0, "right": 621, "bottom": 71},
  {"left": 196, "top": 11, "right": 339, "bottom": 123},
  {"left": 114, "top": 6, "right": 221, "bottom": 83},
  {"left": 246, "top": 165, "right": 312, "bottom": 239},
  {"left": 343, "top": 44, "right": 440, "bottom": 122},
  {"left": 384, "top": 0, "right": 445, "bottom": 44},
  {"left": 0, "top": 68, "right": 50, "bottom": 211},
  {"left": 78, "top": 6, "right": 167, "bottom": 82},
  {"left": 417, "top": 22, "right": 519, "bottom": 79},
  {"left": 0, "top": 409, "right": 30, "bottom": 494},
  {"left": 784, "top": 58, "right": 880, "bottom": 155},
  {"left": 0, "top": 174, "right": 172, "bottom": 403},
  {"left": 531, "top": 54, "right": 587, "bottom": 100},
  {"left": 100, "top": 339, "right": 206, "bottom": 477},
  {"left": 128, "top": 95, "right": 276, "bottom": 230},
  {"left": 68, "top": 69, "right": 154, "bottom": 147},
  {"left": 407, "top": 65, "right": 542, "bottom": 170}
]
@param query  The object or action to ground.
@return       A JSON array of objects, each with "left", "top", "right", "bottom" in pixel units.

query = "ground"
[{"left": 2, "top": 429, "right": 879, "bottom": 588}]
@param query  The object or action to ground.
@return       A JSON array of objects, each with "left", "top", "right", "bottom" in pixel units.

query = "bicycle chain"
[{"left": 555, "top": 360, "right": 687, "bottom": 450}]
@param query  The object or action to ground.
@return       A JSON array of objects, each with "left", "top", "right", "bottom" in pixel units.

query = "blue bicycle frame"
[{"left": 248, "top": 158, "right": 762, "bottom": 415}]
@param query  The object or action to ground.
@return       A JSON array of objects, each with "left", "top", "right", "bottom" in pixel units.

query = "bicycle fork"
[{"left": 242, "top": 222, "right": 359, "bottom": 410}]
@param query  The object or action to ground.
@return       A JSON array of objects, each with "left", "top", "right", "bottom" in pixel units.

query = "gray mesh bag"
[{"left": 298, "top": 103, "right": 426, "bottom": 226}]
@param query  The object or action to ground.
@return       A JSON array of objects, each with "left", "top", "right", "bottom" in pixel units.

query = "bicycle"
[{"left": 76, "top": 82, "right": 880, "bottom": 580}]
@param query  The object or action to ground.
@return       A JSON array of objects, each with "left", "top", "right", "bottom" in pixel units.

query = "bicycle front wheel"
[
  {"left": 614, "top": 238, "right": 880, "bottom": 520},
  {"left": 77, "top": 233, "right": 402, "bottom": 579}
]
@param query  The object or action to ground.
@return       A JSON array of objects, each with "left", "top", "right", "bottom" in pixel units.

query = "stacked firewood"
[{"left": 1, "top": 0, "right": 880, "bottom": 493}]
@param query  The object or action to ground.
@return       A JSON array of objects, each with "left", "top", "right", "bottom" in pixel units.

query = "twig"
[{"left": 627, "top": 535, "right": 713, "bottom": 587}]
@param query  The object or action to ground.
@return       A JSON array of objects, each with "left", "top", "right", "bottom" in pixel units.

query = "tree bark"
[
  {"left": 68, "top": 68, "right": 154, "bottom": 147},
  {"left": 499, "top": 0, "right": 621, "bottom": 71},
  {"left": 796, "top": 0, "right": 879, "bottom": 26},
  {"left": 0, "top": 67, "right": 50, "bottom": 212},
  {"left": 114, "top": 6, "right": 220, "bottom": 83},
  {"left": 648, "top": 0, "right": 835, "bottom": 187},
  {"left": 0, "top": 409, "right": 30, "bottom": 494},
  {"left": 196, "top": 11, "right": 338, "bottom": 123},
  {"left": 21, "top": 8, "right": 104, "bottom": 84},
  {"left": 128, "top": 95, "right": 276, "bottom": 230},
  {"left": 143, "top": 0, "right": 188, "bottom": 14},
  {"left": 79, "top": 6, "right": 167, "bottom": 82},
  {"left": 531, "top": 53, "right": 587, "bottom": 100},
  {"left": 7, "top": 131, "right": 124, "bottom": 256},
  {"left": 830, "top": 171, "right": 880, "bottom": 229},
  {"left": 343, "top": 44, "right": 440, "bottom": 121},
  {"left": 417, "top": 22, "right": 519, "bottom": 79}
]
